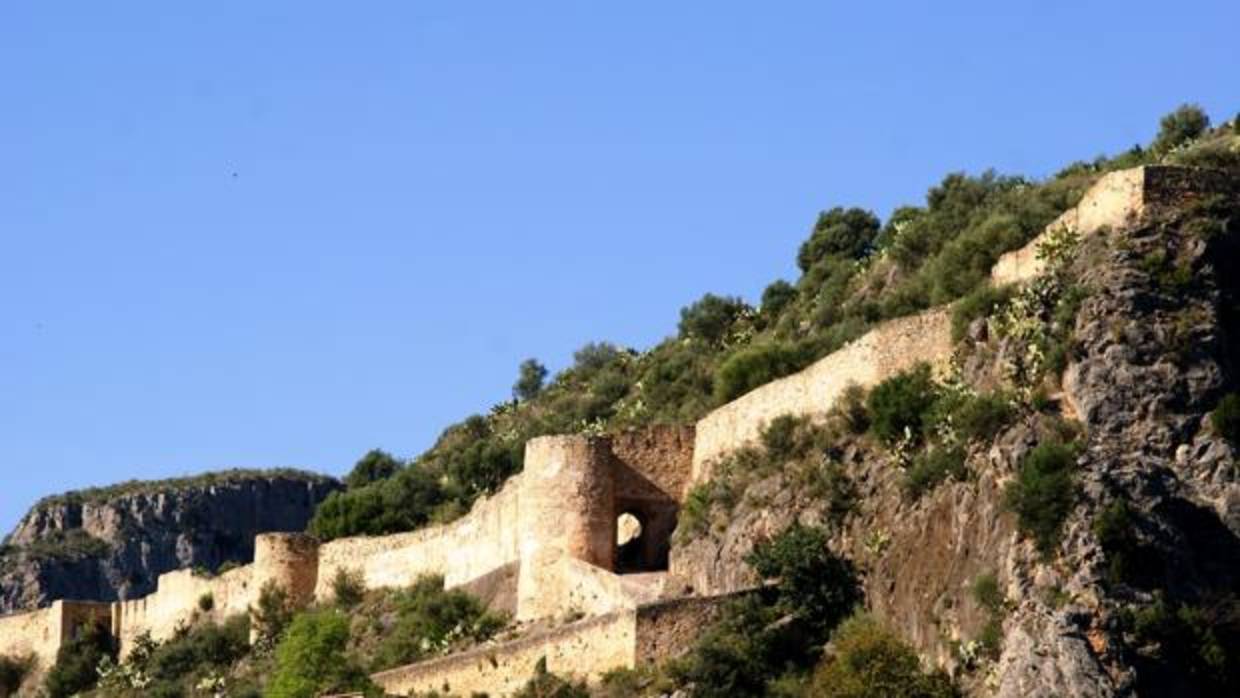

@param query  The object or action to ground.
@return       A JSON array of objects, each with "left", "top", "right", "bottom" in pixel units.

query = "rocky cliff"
[
  {"left": 0, "top": 470, "right": 340, "bottom": 613},
  {"left": 669, "top": 183, "right": 1240, "bottom": 696}
]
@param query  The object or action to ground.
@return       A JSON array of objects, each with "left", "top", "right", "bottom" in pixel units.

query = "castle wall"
[
  {"left": 991, "top": 166, "right": 1237, "bottom": 287},
  {"left": 609, "top": 425, "right": 696, "bottom": 502},
  {"left": 371, "top": 609, "right": 639, "bottom": 697},
  {"left": 691, "top": 308, "right": 954, "bottom": 482},
  {"left": 0, "top": 600, "right": 111, "bottom": 682},
  {"left": 113, "top": 564, "right": 254, "bottom": 657},
  {"left": 633, "top": 595, "right": 731, "bottom": 664},
  {"left": 314, "top": 474, "right": 524, "bottom": 602}
]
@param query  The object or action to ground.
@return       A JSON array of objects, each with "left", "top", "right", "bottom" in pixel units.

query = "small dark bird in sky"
[{"left": 231, "top": 172, "right": 239, "bottom": 178}]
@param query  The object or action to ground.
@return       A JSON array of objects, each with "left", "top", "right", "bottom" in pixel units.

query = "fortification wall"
[
  {"left": 691, "top": 308, "right": 953, "bottom": 482},
  {"left": 372, "top": 609, "right": 638, "bottom": 697},
  {"left": 315, "top": 473, "right": 524, "bottom": 602},
  {"left": 113, "top": 564, "right": 254, "bottom": 657},
  {"left": 633, "top": 595, "right": 731, "bottom": 664},
  {"left": 992, "top": 165, "right": 1237, "bottom": 286},
  {"left": 609, "top": 425, "right": 695, "bottom": 502},
  {"left": 0, "top": 601, "right": 111, "bottom": 681}
]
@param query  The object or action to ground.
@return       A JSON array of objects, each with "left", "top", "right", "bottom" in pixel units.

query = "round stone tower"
[
  {"left": 250, "top": 532, "right": 320, "bottom": 610},
  {"left": 516, "top": 435, "right": 616, "bottom": 620}
]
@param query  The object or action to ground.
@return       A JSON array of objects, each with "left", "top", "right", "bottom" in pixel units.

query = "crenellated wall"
[
  {"left": 113, "top": 563, "right": 255, "bottom": 657},
  {"left": 0, "top": 600, "right": 110, "bottom": 687}
]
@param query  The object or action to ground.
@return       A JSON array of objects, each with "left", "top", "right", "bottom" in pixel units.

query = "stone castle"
[{"left": 1, "top": 165, "right": 1229, "bottom": 696}]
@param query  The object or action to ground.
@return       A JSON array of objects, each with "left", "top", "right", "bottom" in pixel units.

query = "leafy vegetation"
[
  {"left": 1120, "top": 595, "right": 1240, "bottom": 696},
  {"left": 267, "top": 610, "right": 378, "bottom": 698},
  {"left": 1211, "top": 393, "right": 1240, "bottom": 445},
  {"left": 1004, "top": 440, "right": 1079, "bottom": 557},
  {"left": 513, "top": 358, "right": 549, "bottom": 401},
  {"left": 44, "top": 618, "right": 115, "bottom": 698},
  {"left": 809, "top": 614, "right": 960, "bottom": 698},
  {"left": 0, "top": 654, "right": 32, "bottom": 698},
  {"left": 512, "top": 658, "right": 590, "bottom": 698},
  {"left": 668, "top": 525, "right": 862, "bottom": 697},
  {"left": 867, "top": 364, "right": 940, "bottom": 445}
]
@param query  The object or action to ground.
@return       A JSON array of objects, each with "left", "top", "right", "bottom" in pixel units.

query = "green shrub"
[
  {"left": 1004, "top": 441, "right": 1078, "bottom": 557},
  {"left": 950, "top": 392, "right": 1015, "bottom": 442},
  {"left": 669, "top": 594, "right": 787, "bottom": 698},
  {"left": 309, "top": 464, "right": 447, "bottom": 541},
  {"left": 0, "top": 654, "right": 32, "bottom": 697},
  {"left": 251, "top": 581, "right": 295, "bottom": 649},
  {"left": 745, "top": 524, "right": 861, "bottom": 638},
  {"left": 1211, "top": 393, "right": 1240, "bottom": 444},
  {"left": 1093, "top": 499, "right": 1154, "bottom": 588},
  {"left": 798, "top": 207, "right": 881, "bottom": 270},
  {"left": 810, "top": 614, "right": 960, "bottom": 698},
  {"left": 833, "top": 383, "right": 871, "bottom": 434},
  {"left": 971, "top": 573, "right": 1003, "bottom": 613},
  {"left": 44, "top": 618, "right": 114, "bottom": 698},
  {"left": 1152, "top": 104, "right": 1210, "bottom": 155},
  {"left": 368, "top": 576, "right": 506, "bottom": 671},
  {"left": 760, "top": 280, "right": 798, "bottom": 319},
  {"left": 331, "top": 567, "right": 365, "bottom": 608},
  {"left": 198, "top": 592, "right": 215, "bottom": 612},
  {"left": 513, "top": 657, "right": 590, "bottom": 698},
  {"left": 146, "top": 615, "right": 250, "bottom": 685},
  {"left": 951, "top": 284, "right": 1014, "bottom": 341},
  {"left": 344, "top": 449, "right": 402, "bottom": 489},
  {"left": 867, "top": 364, "right": 939, "bottom": 444},
  {"left": 713, "top": 342, "right": 812, "bottom": 404},
  {"left": 1123, "top": 596, "right": 1239, "bottom": 695},
  {"left": 267, "top": 610, "right": 377, "bottom": 698},
  {"left": 760, "top": 414, "right": 815, "bottom": 462},
  {"left": 513, "top": 358, "right": 548, "bottom": 401},
  {"left": 904, "top": 446, "right": 967, "bottom": 499},
  {"left": 679, "top": 294, "right": 751, "bottom": 344}
]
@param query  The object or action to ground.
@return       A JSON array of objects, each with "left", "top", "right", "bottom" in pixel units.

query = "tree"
[
  {"left": 678, "top": 294, "right": 751, "bottom": 344},
  {"left": 266, "top": 611, "right": 377, "bottom": 698},
  {"left": 344, "top": 449, "right": 401, "bottom": 489},
  {"left": 1152, "top": 104, "right": 1210, "bottom": 155},
  {"left": 810, "top": 614, "right": 960, "bottom": 698},
  {"left": 513, "top": 358, "right": 548, "bottom": 401},
  {"left": 745, "top": 524, "right": 861, "bottom": 638},
  {"left": 760, "top": 279, "right": 797, "bottom": 318},
  {"left": 44, "top": 619, "right": 114, "bottom": 698},
  {"left": 797, "top": 207, "right": 881, "bottom": 271}
]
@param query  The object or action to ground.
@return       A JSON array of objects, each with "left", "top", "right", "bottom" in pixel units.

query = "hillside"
[{"left": 0, "top": 105, "right": 1237, "bottom": 698}]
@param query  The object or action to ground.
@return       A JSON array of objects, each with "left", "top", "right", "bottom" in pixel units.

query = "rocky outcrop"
[
  {"left": 0, "top": 470, "right": 340, "bottom": 613},
  {"left": 667, "top": 182, "right": 1240, "bottom": 697}
]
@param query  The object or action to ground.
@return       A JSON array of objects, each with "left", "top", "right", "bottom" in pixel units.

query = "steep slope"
[
  {"left": 669, "top": 173, "right": 1240, "bottom": 696},
  {"left": 0, "top": 470, "right": 340, "bottom": 613}
]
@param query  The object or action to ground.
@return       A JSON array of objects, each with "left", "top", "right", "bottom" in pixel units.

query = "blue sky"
[{"left": 1, "top": 1, "right": 1236, "bottom": 532}]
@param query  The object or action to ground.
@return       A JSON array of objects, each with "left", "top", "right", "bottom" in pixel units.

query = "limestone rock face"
[{"left": 0, "top": 471, "right": 340, "bottom": 613}]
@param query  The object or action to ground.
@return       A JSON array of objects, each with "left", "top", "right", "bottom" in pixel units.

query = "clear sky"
[{"left": 1, "top": 1, "right": 1236, "bottom": 532}]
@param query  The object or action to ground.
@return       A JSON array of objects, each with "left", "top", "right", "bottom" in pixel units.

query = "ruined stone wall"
[
  {"left": 991, "top": 166, "right": 1237, "bottom": 286},
  {"left": 314, "top": 474, "right": 524, "bottom": 602},
  {"left": 609, "top": 425, "right": 695, "bottom": 502},
  {"left": 371, "top": 610, "right": 639, "bottom": 697},
  {"left": 691, "top": 308, "right": 954, "bottom": 482},
  {"left": 633, "top": 595, "right": 731, "bottom": 664},
  {"left": 0, "top": 600, "right": 111, "bottom": 686},
  {"left": 113, "top": 564, "right": 254, "bottom": 657}
]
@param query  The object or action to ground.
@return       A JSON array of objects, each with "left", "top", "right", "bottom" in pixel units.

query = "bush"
[
  {"left": 309, "top": 464, "right": 447, "bottom": 541},
  {"left": 513, "top": 358, "right": 548, "bottom": 401},
  {"left": 1211, "top": 393, "right": 1240, "bottom": 444},
  {"left": 367, "top": 576, "right": 505, "bottom": 671},
  {"left": 745, "top": 524, "right": 861, "bottom": 638},
  {"left": 809, "top": 614, "right": 960, "bottom": 698},
  {"left": 797, "top": 207, "right": 881, "bottom": 270},
  {"left": 267, "top": 610, "right": 377, "bottom": 698},
  {"left": 251, "top": 581, "right": 295, "bottom": 649},
  {"left": 951, "top": 284, "right": 1014, "bottom": 342},
  {"left": 1004, "top": 441, "right": 1078, "bottom": 557},
  {"left": 713, "top": 342, "right": 812, "bottom": 404},
  {"left": 512, "top": 657, "right": 590, "bottom": 698},
  {"left": 570, "top": 342, "right": 623, "bottom": 376},
  {"left": 145, "top": 615, "right": 250, "bottom": 685},
  {"left": 867, "top": 364, "right": 939, "bottom": 444},
  {"left": 0, "top": 654, "right": 32, "bottom": 697},
  {"left": 198, "top": 591, "right": 215, "bottom": 612},
  {"left": 760, "top": 280, "right": 798, "bottom": 319},
  {"left": 679, "top": 294, "right": 751, "bottom": 344},
  {"left": 331, "top": 567, "right": 365, "bottom": 608},
  {"left": 1152, "top": 103, "right": 1210, "bottom": 155},
  {"left": 44, "top": 618, "right": 114, "bottom": 698},
  {"left": 904, "top": 445, "right": 967, "bottom": 499},
  {"left": 343, "top": 449, "right": 402, "bottom": 489},
  {"left": 1123, "top": 596, "right": 1240, "bottom": 695},
  {"left": 949, "top": 391, "right": 1015, "bottom": 442}
]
